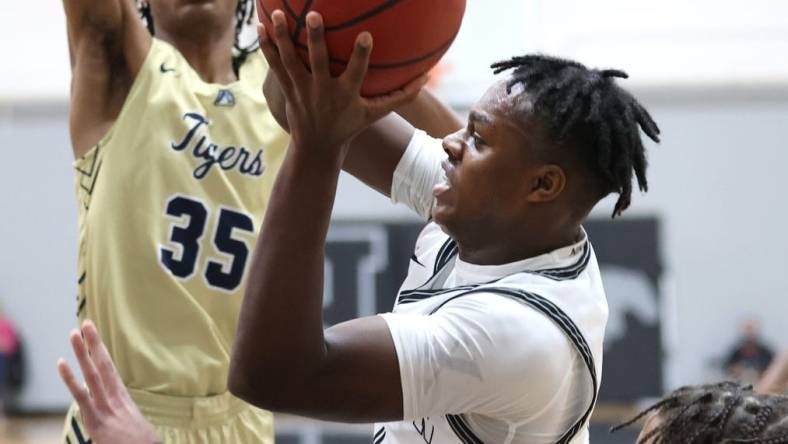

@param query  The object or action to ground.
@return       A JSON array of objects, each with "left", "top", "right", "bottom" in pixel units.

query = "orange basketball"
[{"left": 257, "top": 0, "right": 466, "bottom": 96}]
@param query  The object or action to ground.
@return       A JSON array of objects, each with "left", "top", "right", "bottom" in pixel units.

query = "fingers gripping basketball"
[{"left": 257, "top": 0, "right": 466, "bottom": 95}]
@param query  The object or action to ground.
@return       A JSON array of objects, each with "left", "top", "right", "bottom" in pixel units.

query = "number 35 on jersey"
[{"left": 159, "top": 194, "right": 255, "bottom": 293}]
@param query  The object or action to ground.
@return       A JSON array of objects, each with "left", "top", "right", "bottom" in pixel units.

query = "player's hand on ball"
[
  {"left": 57, "top": 321, "right": 160, "bottom": 444},
  {"left": 258, "top": 10, "right": 428, "bottom": 158}
]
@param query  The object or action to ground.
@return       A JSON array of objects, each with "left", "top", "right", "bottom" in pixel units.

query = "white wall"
[
  {"left": 0, "top": 105, "right": 79, "bottom": 410},
  {"left": 4, "top": 0, "right": 788, "bottom": 101}
]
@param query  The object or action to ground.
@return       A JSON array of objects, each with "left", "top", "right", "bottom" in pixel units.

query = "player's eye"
[{"left": 472, "top": 132, "right": 486, "bottom": 147}]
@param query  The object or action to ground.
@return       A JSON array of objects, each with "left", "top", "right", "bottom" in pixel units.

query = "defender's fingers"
[
  {"left": 69, "top": 329, "right": 109, "bottom": 408},
  {"left": 341, "top": 32, "right": 373, "bottom": 91},
  {"left": 305, "top": 12, "right": 330, "bottom": 80},
  {"left": 81, "top": 321, "right": 125, "bottom": 399},
  {"left": 364, "top": 74, "right": 429, "bottom": 121},
  {"left": 258, "top": 24, "right": 295, "bottom": 97},
  {"left": 271, "top": 10, "right": 309, "bottom": 85},
  {"left": 58, "top": 358, "right": 95, "bottom": 417}
]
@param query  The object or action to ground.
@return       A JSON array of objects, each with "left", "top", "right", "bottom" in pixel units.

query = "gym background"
[{"left": 1, "top": 0, "right": 786, "bottom": 442}]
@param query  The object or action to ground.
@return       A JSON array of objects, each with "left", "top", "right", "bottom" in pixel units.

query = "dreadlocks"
[
  {"left": 491, "top": 55, "right": 660, "bottom": 217},
  {"left": 136, "top": 0, "right": 257, "bottom": 75},
  {"left": 612, "top": 382, "right": 788, "bottom": 443}
]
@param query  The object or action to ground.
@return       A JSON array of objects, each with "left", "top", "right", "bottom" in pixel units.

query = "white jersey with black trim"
[{"left": 373, "top": 130, "right": 609, "bottom": 444}]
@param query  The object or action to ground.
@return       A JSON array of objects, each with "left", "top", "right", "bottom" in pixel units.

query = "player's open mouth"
[{"left": 433, "top": 160, "right": 454, "bottom": 198}]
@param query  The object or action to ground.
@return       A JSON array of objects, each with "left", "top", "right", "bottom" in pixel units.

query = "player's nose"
[{"left": 442, "top": 131, "right": 465, "bottom": 162}]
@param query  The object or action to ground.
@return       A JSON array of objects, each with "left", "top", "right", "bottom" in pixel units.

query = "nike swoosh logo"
[
  {"left": 160, "top": 63, "right": 176, "bottom": 73},
  {"left": 411, "top": 255, "right": 425, "bottom": 267}
]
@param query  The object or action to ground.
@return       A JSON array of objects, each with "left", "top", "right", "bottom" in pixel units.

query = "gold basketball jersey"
[{"left": 73, "top": 38, "right": 289, "bottom": 397}]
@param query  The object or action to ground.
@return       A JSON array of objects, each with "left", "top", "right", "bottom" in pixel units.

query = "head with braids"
[
  {"left": 612, "top": 382, "right": 788, "bottom": 443},
  {"left": 136, "top": 0, "right": 257, "bottom": 74},
  {"left": 490, "top": 54, "right": 660, "bottom": 217},
  {"left": 432, "top": 54, "right": 658, "bottom": 260}
]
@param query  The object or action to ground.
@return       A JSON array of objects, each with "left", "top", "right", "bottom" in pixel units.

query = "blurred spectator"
[
  {"left": 0, "top": 304, "right": 20, "bottom": 418},
  {"left": 723, "top": 319, "right": 774, "bottom": 384},
  {"left": 758, "top": 350, "right": 788, "bottom": 395}
]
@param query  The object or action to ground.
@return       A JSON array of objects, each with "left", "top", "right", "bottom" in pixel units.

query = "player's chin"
[{"left": 431, "top": 202, "right": 456, "bottom": 231}]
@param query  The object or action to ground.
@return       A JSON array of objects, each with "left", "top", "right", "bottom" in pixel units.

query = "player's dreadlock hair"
[
  {"left": 136, "top": 0, "right": 257, "bottom": 76},
  {"left": 611, "top": 382, "right": 788, "bottom": 443},
  {"left": 491, "top": 55, "right": 660, "bottom": 217}
]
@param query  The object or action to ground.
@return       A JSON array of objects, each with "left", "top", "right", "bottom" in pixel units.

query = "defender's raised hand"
[
  {"left": 258, "top": 10, "right": 427, "bottom": 160},
  {"left": 57, "top": 321, "right": 159, "bottom": 444}
]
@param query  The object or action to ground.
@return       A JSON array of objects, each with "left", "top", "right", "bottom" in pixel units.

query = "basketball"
[{"left": 257, "top": 0, "right": 466, "bottom": 96}]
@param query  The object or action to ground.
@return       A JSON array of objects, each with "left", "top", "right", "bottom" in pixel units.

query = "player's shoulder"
[
  {"left": 439, "top": 292, "right": 569, "bottom": 341},
  {"left": 435, "top": 292, "right": 576, "bottom": 375}
]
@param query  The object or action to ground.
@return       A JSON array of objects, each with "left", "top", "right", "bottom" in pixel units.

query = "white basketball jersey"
[{"left": 375, "top": 223, "right": 608, "bottom": 444}]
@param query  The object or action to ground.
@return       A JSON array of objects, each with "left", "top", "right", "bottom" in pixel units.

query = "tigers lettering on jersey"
[{"left": 171, "top": 112, "right": 265, "bottom": 180}]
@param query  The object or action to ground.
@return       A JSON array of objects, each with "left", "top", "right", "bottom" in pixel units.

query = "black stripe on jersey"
[
  {"left": 528, "top": 243, "right": 591, "bottom": 281},
  {"left": 79, "top": 161, "right": 103, "bottom": 196},
  {"left": 396, "top": 245, "right": 589, "bottom": 306},
  {"left": 397, "top": 285, "right": 479, "bottom": 305},
  {"left": 434, "top": 239, "right": 458, "bottom": 274},
  {"left": 372, "top": 427, "right": 386, "bottom": 444},
  {"left": 77, "top": 297, "right": 87, "bottom": 317},
  {"left": 446, "top": 414, "right": 484, "bottom": 444},
  {"left": 431, "top": 287, "right": 598, "bottom": 444},
  {"left": 78, "top": 272, "right": 86, "bottom": 285},
  {"left": 75, "top": 144, "right": 103, "bottom": 199},
  {"left": 74, "top": 145, "right": 99, "bottom": 178},
  {"left": 397, "top": 276, "right": 503, "bottom": 305},
  {"left": 71, "top": 417, "right": 92, "bottom": 444},
  {"left": 396, "top": 238, "right": 460, "bottom": 305}
]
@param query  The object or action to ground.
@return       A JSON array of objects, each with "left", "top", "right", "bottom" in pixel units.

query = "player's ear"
[{"left": 525, "top": 164, "right": 565, "bottom": 203}]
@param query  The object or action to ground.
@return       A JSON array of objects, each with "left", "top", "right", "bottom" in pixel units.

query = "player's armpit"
[
  {"left": 229, "top": 316, "right": 404, "bottom": 423},
  {"left": 62, "top": 0, "right": 149, "bottom": 64},
  {"left": 64, "top": 0, "right": 150, "bottom": 158}
]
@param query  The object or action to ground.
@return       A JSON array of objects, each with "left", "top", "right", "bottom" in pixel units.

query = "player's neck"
[
  {"left": 457, "top": 225, "right": 582, "bottom": 266},
  {"left": 159, "top": 29, "right": 238, "bottom": 84}
]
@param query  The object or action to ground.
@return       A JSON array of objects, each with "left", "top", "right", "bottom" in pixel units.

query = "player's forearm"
[
  {"left": 396, "top": 88, "right": 464, "bottom": 138},
  {"left": 229, "top": 145, "right": 342, "bottom": 410}
]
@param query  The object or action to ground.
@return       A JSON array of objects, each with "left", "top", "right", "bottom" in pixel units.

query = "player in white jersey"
[{"left": 57, "top": 11, "right": 660, "bottom": 444}]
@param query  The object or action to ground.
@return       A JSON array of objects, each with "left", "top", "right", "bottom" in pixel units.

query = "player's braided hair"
[
  {"left": 611, "top": 381, "right": 788, "bottom": 443},
  {"left": 136, "top": 0, "right": 257, "bottom": 76},
  {"left": 491, "top": 55, "right": 660, "bottom": 217}
]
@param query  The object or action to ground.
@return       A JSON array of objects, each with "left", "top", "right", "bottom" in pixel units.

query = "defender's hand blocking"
[
  {"left": 57, "top": 321, "right": 159, "bottom": 444},
  {"left": 258, "top": 10, "right": 427, "bottom": 158}
]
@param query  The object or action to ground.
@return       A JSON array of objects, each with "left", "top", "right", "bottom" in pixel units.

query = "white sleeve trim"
[{"left": 390, "top": 130, "right": 447, "bottom": 220}]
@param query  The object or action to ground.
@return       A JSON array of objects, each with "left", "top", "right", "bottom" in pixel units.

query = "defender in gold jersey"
[{"left": 61, "top": 0, "right": 288, "bottom": 441}]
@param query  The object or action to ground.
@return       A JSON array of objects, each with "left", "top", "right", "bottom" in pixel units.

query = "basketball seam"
[
  {"left": 281, "top": 0, "right": 300, "bottom": 24},
  {"left": 324, "top": 0, "right": 407, "bottom": 32},
  {"left": 289, "top": 0, "right": 315, "bottom": 41}
]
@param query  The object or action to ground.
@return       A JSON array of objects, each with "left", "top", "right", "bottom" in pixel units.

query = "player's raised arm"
[
  {"left": 229, "top": 11, "right": 425, "bottom": 421},
  {"left": 62, "top": 0, "right": 150, "bottom": 157},
  {"left": 263, "top": 62, "right": 462, "bottom": 201}
]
